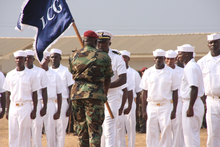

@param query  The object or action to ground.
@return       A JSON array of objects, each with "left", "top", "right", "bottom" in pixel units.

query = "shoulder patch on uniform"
[{"left": 112, "top": 50, "right": 121, "bottom": 55}]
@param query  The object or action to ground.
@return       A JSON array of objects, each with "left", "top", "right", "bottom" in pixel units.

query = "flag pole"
[
  {"left": 72, "top": 22, "right": 84, "bottom": 47},
  {"left": 71, "top": 22, "right": 114, "bottom": 119}
]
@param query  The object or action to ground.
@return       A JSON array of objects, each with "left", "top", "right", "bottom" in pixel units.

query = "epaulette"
[{"left": 112, "top": 50, "right": 121, "bottom": 55}]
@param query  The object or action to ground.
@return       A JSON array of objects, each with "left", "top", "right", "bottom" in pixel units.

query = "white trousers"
[
  {"left": 171, "top": 98, "right": 185, "bottom": 147},
  {"left": 182, "top": 98, "right": 204, "bottom": 147},
  {"left": 55, "top": 98, "right": 69, "bottom": 147},
  {"left": 146, "top": 101, "right": 172, "bottom": 147},
  {"left": 32, "top": 101, "right": 43, "bottom": 147},
  {"left": 9, "top": 102, "right": 32, "bottom": 147},
  {"left": 115, "top": 112, "right": 126, "bottom": 147},
  {"left": 206, "top": 96, "right": 220, "bottom": 147},
  {"left": 124, "top": 101, "right": 136, "bottom": 147},
  {"left": 43, "top": 101, "right": 56, "bottom": 147}
]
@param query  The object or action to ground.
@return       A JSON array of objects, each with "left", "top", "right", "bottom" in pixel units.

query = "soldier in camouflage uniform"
[{"left": 69, "top": 30, "right": 113, "bottom": 147}]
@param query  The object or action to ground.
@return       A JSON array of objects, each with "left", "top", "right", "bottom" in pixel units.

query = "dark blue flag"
[{"left": 16, "top": 0, "right": 74, "bottom": 62}]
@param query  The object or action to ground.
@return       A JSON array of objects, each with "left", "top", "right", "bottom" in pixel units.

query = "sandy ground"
[{"left": 0, "top": 118, "right": 207, "bottom": 147}]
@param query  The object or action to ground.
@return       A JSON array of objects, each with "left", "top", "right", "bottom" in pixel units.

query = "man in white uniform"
[
  {"left": 96, "top": 30, "right": 127, "bottom": 147},
  {"left": 3, "top": 50, "right": 41, "bottom": 147},
  {"left": 50, "top": 48, "right": 74, "bottom": 147},
  {"left": 0, "top": 71, "right": 6, "bottom": 119},
  {"left": 120, "top": 50, "right": 142, "bottom": 147},
  {"left": 140, "top": 49, "right": 179, "bottom": 147},
  {"left": 197, "top": 33, "right": 220, "bottom": 147},
  {"left": 165, "top": 50, "right": 185, "bottom": 147},
  {"left": 41, "top": 51, "right": 65, "bottom": 147},
  {"left": 177, "top": 44, "right": 205, "bottom": 147},
  {"left": 25, "top": 49, "right": 49, "bottom": 147}
]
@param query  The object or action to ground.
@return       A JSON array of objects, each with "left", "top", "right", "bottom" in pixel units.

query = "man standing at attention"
[
  {"left": 95, "top": 30, "right": 127, "bottom": 147},
  {"left": 139, "top": 49, "right": 179, "bottom": 147},
  {"left": 120, "top": 50, "right": 142, "bottom": 147},
  {"left": 197, "top": 33, "right": 220, "bottom": 147},
  {"left": 25, "top": 49, "right": 49, "bottom": 147},
  {"left": 177, "top": 44, "right": 204, "bottom": 147},
  {"left": 50, "top": 48, "right": 74, "bottom": 147},
  {"left": 41, "top": 51, "right": 65, "bottom": 147},
  {"left": 165, "top": 50, "right": 185, "bottom": 147},
  {"left": 3, "top": 50, "right": 41, "bottom": 147},
  {"left": 0, "top": 71, "right": 6, "bottom": 119},
  {"left": 69, "top": 30, "right": 113, "bottom": 147}
]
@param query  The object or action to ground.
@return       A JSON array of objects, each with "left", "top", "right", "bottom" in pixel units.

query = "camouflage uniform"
[{"left": 69, "top": 45, "right": 113, "bottom": 147}]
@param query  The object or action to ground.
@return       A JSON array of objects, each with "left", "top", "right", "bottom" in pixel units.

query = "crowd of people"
[{"left": 0, "top": 31, "right": 220, "bottom": 147}]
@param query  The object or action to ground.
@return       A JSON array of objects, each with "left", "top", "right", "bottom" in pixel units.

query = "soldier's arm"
[
  {"left": 136, "top": 92, "right": 141, "bottom": 116},
  {"left": 54, "top": 93, "right": 62, "bottom": 120},
  {"left": 5, "top": 91, "right": 10, "bottom": 120},
  {"left": 40, "top": 87, "right": 48, "bottom": 116},
  {"left": 30, "top": 91, "right": 38, "bottom": 119},
  {"left": 119, "top": 88, "right": 128, "bottom": 115},
  {"left": 142, "top": 90, "right": 148, "bottom": 120},
  {"left": 66, "top": 85, "right": 73, "bottom": 117},
  {"left": 109, "top": 73, "right": 126, "bottom": 88},
  {"left": 124, "top": 90, "right": 133, "bottom": 115},
  {"left": 104, "top": 78, "right": 111, "bottom": 96},
  {"left": 0, "top": 92, "right": 5, "bottom": 119},
  {"left": 171, "top": 89, "right": 178, "bottom": 120}
]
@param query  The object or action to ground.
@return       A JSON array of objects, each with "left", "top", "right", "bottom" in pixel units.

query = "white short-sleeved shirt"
[
  {"left": 107, "top": 48, "right": 127, "bottom": 102},
  {"left": 173, "top": 65, "right": 184, "bottom": 97},
  {"left": 31, "top": 65, "right": 49, "bottom": 100},
  {"left": 128, "top": 67, "right": 142, "bottom": 98},
  {"left": 46, "top": 68, "right": 65, "bottom": 100},
  {"left": 3, "top": 67, "right": 41, "bottom": 103},
  {"left": 180, "top": 58, "right": 205, "bottom": 99},
  {"left": 0, "top": 71, "right": 6, "bottom": 93},
  {"left": 197, "top": 52, "right": 220, "bottom": 97},
  {"left": 139, "top": 64, "right": 179, "bottom": 102},
  {"left": 50, "top": 64, "right": 75, "bottom": 99}
]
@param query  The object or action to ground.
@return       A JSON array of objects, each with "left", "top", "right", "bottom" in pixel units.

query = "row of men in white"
[
  {"left": 2, "top": 49, "right": 74, "bottom": 147},
  {"left": 140, "top": 33, "right": 220, "bottom": 147}
]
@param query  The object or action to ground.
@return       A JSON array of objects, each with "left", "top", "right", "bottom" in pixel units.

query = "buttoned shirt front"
[
  {"left": 108, "top": 48, "right": 127, "bottom": 102},
  {"left": 180, "top": 58, "right": 204, "bottom": 99},
  {"left": 46, "top": 68, "right": 65, "bottom": 100},
  {"left": 0, "top": 71, "right": 5, "bottom": 93},
  {"left": 31, "top": 65, "right": 49, "bottom": 99},
  {"left": 50, "top": 64, "right": 75, "bottom": 99},
  {"left": 140, "top": 64, "right": 179, "bottom": 102},
  {"left": 197, "top": 52, "right": 220, "bottom": 97},
  {"left": 3, "top": 67, "right": 41, "bottom": 103}
]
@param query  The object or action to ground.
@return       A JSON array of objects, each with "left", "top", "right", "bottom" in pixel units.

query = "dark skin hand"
[
  {"left": 187, "top": 86, "right": 198, "bottom": 117},
  {"left": 124, "top": 90, "right": 133, "bottom": 115},
  {"left": 54, "top": 93, "right": 62, "bottom": 120},
  {"left": 136, "top": 92, "right": 141, "bottom": 117},
  {"left": 170, "top": 89, "right": 178, "bottom": 120},
  {"left": 66, "top": 85, "right": 73, "bottom": 117},
  {"left": 5, "top": 92, "right": 10, "bottom": 120},
  {"left": 142, "top": 90, "right": 148, "bottom": 120},
  {"left": 0, "top": 92, "right": 6, "bottom": 119},
  {"left": 40, "top": 88, "right": 48, "bottom": 116},
  {"left": 30, "top": 91, "right": 38, "bottom": 119},
  {"left": 119, "top": 88, "right": 128, "bottom": 116}
]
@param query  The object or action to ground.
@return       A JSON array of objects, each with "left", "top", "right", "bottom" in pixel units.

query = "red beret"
[
  {"left": 84, "top": 30, "right": 99, "bottom": 39},
  {"left": 140, "top": 67, "right": 148, "bottom": 72}
]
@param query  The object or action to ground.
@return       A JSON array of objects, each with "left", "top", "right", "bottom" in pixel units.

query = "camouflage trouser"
[{"left": 72, "top": 99, "right": 105, "bottom": 147}]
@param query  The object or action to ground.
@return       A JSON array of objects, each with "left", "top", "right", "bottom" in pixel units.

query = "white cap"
[
  {"left": 96, "top": 30, "right": 114, "bottom": 40},
  {"left": 120, "top": 50, "right": 130, "bottom": 57},
  {"left": 50, "top": 48, "right": 62, "bottom": 55},
  {"left": 193, "top": 52, "right": 196, "bottom": 57},
  {"left": 13, "top": 50, "right": 27, "bottom": 57},
  {"left": 175, "top": 50, "right": 178, "bottom": 54},
  {"left": 43, "top": 50, "right": 50, "bottom": 57},
  {"left": 153, "top": 49, "right": 165, "bottom": 57},
  {"left": 25, "top": 49, "right": 35, "bottom": 56},
  {"left": 165, "top": 50, "right": 177, "bottom": 58},
  {"left": 177, "top": 44, "right": 195, "bottom": 52},
  {"left": 207, "top": 33, "right": 220, "bottom": 41}
]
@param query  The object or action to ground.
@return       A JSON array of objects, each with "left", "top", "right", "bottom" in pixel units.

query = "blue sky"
[{"left": 0, "top": 0, "right": 220, "bottom": 37}]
